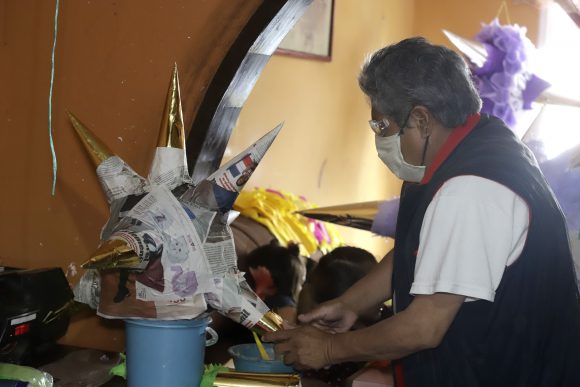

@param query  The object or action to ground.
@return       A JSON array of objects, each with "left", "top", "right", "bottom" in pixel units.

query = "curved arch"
[{"left": 187, "top": 0, "right": 313, "bottom": 182}]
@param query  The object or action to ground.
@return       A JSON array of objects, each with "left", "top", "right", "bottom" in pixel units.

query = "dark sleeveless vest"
[{"left": 393, "top": 114, "right": 580, "bottom": 387}]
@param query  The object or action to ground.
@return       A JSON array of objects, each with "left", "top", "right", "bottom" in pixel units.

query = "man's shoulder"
[{"left": 434, "top": 175, "right": 527, "bottom": 210}]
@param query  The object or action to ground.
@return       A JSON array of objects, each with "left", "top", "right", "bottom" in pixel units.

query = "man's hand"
[
  {"left": 263, "top": 325, "right": 333, "bottom": 370},
  {"left": 297, "top": 298, "right": 358, "bottom": 333}
]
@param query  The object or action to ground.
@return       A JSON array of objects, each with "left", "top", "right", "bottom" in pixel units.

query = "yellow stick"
[{"left": 252, "top": 331, "right": 271, "bottom": 361}]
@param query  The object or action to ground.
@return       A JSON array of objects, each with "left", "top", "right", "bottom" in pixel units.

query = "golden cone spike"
[
  {"left": 81, "top": 239, "right": 140, "bottom": 270},
  {"left": 67, "top": 111, "right": 114, "bottom": 167},
  {"left": 252, "top": 310, "right": 284, "bottom": 335},
  {"left": 148, "top": 64, "right": 189, "bottom": 188},
  {"left": 157, "top": 63, "right": 186, "bottom": 149},
  {"left": 297, "top": 201, "right": 382, "bottom": 231},
  {"left": 443, "top": 30, "right": 580, "bottom": 109}
]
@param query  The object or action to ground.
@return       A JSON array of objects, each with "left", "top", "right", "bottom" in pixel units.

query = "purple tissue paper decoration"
[
  {"left": 522, "top": 75, "right": 551, "bottom": 110},
  {"left": 371, "top": 198, "right": 400, "bottom": 238},
  {"left": 473, "top": 19, "right": 550, "bottom": 128}
]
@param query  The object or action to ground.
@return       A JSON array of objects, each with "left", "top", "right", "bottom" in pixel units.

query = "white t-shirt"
[{"left": 409, "top": 175, "right": 530, "bottom": 302}]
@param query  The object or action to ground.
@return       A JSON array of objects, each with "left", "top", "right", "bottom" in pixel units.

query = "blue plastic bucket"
[
  {"left": 228, "top": 343, "right": 294, "bottom": 374},
  {"left": 125, "top": 317, "right": 217, "bottom": 387}
]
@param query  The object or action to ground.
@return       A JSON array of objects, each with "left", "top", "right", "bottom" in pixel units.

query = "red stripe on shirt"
[
  {"left": 420, "top": 113, "right": 480, "bottom": 185},
  {"left": 393, "top": 360, "right": 405, "bottom": 387}
]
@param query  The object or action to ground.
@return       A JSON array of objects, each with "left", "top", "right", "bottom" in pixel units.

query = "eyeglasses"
[
  {"left": 369, "top": 108, "right": 414, "bottom": 137},
  {"left": 368, "top": 118, "right": 391, "bottom": 137}
]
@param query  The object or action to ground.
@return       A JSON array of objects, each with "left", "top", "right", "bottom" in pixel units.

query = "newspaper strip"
[
  {"left": 148, "top": 147, "right": 192, "bottom": 191},
  {"left": 179, "top": 124, "right": 282, "bottom": 215},
  {"left": 207, "top": 123, "right": 283, "bottom": 197},
  {"left": 96, "top": 156, "right": 148, "bottom": 202},
  {"left": 73, "top": 269, "right": 100, "bottom": 310},
  {"left": 100, "top": 196, "right": 130, "bottom": 240},
  {"left": 238, "top": 279, "right": 270, "bottom": 329},
  {"left": 135, "top": 286, "right": 209, "bottom": 320},
  {"left": 206, "top": 270, "right": 268, "bottom": 327},
  {"left": 108, "top": 229, "right": 164, "bottom": 271},
  {"left": 203, "top": 213, "right": 238, "bottom": 275},
  {"left": 179, "top": 196, "right": 217, "bottom": 245},
  {"left": 103, "top": 186, "right": 211, "bottom": 312},
  {"left": 227, "top": 210, "right": 240, "bottom": 225}
]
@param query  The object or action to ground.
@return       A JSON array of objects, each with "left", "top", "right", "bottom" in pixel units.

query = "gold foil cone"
[
  {"left": 157, "top": 63, "right": 186, "bottom": 149},
  {"left": 81, "top": 239, "right": 140, "bottom": 269},
  {"left": 67, "top": 111, "right": 114, "bottom": 167},
  {"left": 252, "top": 310, "right": 284, "bottom": 335},
  {"left": 297, "top": 201, "right": 382, "bottom": 231},
  {"left": 214, "top": 371, "right": 300, "bottom": 387}
]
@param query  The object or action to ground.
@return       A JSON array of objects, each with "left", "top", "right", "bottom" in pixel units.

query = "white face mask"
[{"left": 375, "top": 133, "right": 426, "bottom": 182}]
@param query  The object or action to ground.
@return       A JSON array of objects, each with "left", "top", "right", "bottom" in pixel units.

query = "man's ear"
[{"left": 411, "top": 106, "right": 432, "bottom": 139}]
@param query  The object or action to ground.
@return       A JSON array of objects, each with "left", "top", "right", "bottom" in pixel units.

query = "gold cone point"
[
  {"left": 81, "top": 239, "right": 140, "bottom": 270},
  {"left": 252, "top": 310, "right": 284, "bottom": 335},
  {"left": 67, "top": 111, "right": 114, "bottom": 167},
  {"left": 157, "top": 63, "right": 186, "bottom": 149}
]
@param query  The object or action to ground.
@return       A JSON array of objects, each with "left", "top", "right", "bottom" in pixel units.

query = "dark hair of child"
[
  {"left": 243, "top": 241, "right": 305, "bottom": 308},
  {"left": 309, "top": 246, "right": 376, "bottom": 304}
]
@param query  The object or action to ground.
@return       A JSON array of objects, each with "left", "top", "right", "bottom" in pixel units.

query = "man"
[{"left": 264, "top": 37, "right": 580, "bottom": 386}]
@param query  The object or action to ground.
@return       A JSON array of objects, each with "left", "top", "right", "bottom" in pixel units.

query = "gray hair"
[{"left": 359, "top": 37, "right": 481, "bottom": 128}]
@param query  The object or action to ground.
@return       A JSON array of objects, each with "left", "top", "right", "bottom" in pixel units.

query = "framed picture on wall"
[{"left": 276, "top": 0, "right": 334, "bottom": 61}]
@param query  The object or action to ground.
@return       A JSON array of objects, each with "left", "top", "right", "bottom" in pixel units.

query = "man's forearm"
[
  {"left": 328, "top": 308, "right": 430, "bottom": 363},
  {"left": 340, "top": 249, "right": 393, "bottom": 316},
  {"left": 328, "top": 293, "right": 465, "bottom": 364}
]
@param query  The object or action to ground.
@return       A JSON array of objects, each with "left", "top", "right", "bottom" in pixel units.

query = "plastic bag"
[{"left": 0, "top": 363, "right": 53, "bottom": 387}]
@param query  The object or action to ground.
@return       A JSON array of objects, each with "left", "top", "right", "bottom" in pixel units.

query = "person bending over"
[{"left": 265, "top": 37, "right": 580, "bottom": 387}]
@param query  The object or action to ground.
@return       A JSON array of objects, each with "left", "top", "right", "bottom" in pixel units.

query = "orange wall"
[
  {"left": 0, "top": 0, "right": 541, "bottom": 351},
  {"left": 227, "top": 0, "right": 540, "bottom": 260},
  {"left": 0, "top": 0, "right": 261, "bottom": 351},
  {"left": 227, "top": 0, "right": 416, "bottom": 260}
]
